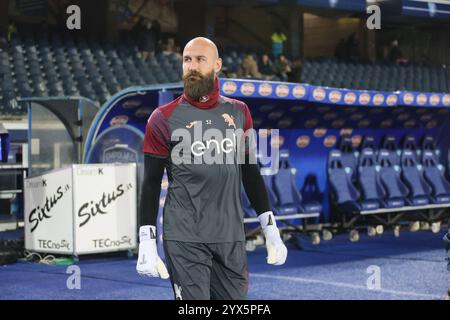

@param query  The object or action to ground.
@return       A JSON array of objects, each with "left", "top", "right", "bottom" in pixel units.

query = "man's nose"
[{"left": 188, "top": 60, "right": 199, "bottom": 71}]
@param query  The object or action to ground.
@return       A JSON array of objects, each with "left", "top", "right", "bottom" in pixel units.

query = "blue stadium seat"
[
  {"left": 271, "top": 168, "right": 300, "bottom": 216},
  {"left": 356, "top": 148, "right": 383, "bottom": 210},
  {"left": 361, "top": 136, "right": 376, "bottom": 150},
  {"left": 401, "top": 150, "right": 431, "bottom": 206},
  {"left": 337, "top": 136, "right": 359, "bottom": 175},
  {"left": 403, "top": 135, "right": 420, "bottom": 158},
  {"left": 421, "top": 135, "right": 440, "bottom": 157},
  {"left": 377, "top": 149, "right": 409, "bottom": 208},
  {"left": 328, "top": 150, "right": 360, "bottom": 212},
  {"left": 421, "top": 151, "right": 450, "bottom": 204},
  {"left": 381, "top": 135, "right": 401, "bottom": 165},
  {"left": 272, "top": 159, "right": 322, "bottom": 215}
]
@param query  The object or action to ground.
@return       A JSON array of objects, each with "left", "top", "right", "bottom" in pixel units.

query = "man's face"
[{"left": 182, "top": 40, "right": 222, "bottom": 100}]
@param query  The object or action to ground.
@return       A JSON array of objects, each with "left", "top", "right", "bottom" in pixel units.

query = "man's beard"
[{"left": 183, "top": 70, "right": 215, "bottom": 101}]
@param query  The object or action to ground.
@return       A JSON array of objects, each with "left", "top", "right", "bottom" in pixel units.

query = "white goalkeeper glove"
[
  {"left": 258, "top": 211, "right": 288, "bottom": 265},
  {"left": 136, "top": 225, "right": 170, "bottom": 279}
]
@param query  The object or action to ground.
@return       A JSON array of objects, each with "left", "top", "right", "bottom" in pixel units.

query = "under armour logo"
[
  {"left": 42, "top": 179, "right": 47, "bottom": 187},
  {"left": 150, "top": 228, "right": 156, "bottom": 239},
  {"left": 199, "top": 95, "right": 209, "bottom": 102},
  {"left": 98, "top": 168, "right": 104, "bottom": 175},
  {"left": 267, "top": 215, "right": 273, "bottom": 226},
  {"left": 174, "top": 283, "right": 183, "bottom": 300}
]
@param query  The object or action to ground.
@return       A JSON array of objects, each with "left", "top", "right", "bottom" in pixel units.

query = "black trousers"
[{"left": 163, "top": 240, "right": 248, "bottom": 300}]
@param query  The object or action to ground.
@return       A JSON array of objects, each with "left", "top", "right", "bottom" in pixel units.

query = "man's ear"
[{"left": 215, "top": 58, "right": 222, "bottom": 74}]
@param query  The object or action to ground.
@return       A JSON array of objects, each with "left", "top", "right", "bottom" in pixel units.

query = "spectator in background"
[
  {"left": 162, "top": 37, "right": 176, "bottom": 56},
  {"left": 346, "top": 33, "right": 359, "bottom": 62},
  {"left": 172, "top": 45, "right": 182, "bottom": 60},
  {"left": 271, "top": 28, "right": 287, "bottom": 58},
  {"left": 167, "top": 37, "right": 175, "bottom": 50},
  {"left": 288, "top": 57, "right": 303, "bottom": 83},
  {"left": 274, "top": 54, "right": 291, "bottom": 82},
  {"left": 388, "top": 40, "right": 408, "bottom": 65},
  {"left": 334, "top": 38, "right": 346, "bottom": 60},
  {"left": 258, "top": 54, "right": 276, "bottom": 80},
  {"left": 238, "top": 53, "right": 262, "bottom": 79},
  {"left": 7, "top": 22, "right": 17, "bottom": 44},
  {"left": 0, "top": 29, "right": 8, "bottom": 50},
  {"left": 135, "top": 18, "right": 161, "bottom": 61}
]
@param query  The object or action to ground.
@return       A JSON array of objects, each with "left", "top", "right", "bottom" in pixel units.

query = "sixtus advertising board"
[
  {"left": 24, "top": 163, "right": 137, "bottom": 255},
  {"left": 24, "top": 167, "right": 74, "bottom": 254}
]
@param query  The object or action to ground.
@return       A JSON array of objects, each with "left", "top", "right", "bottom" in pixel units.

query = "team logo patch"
[
  {"left": 258, "top": 83, "right": 273, "bottom": 96},
  {"left": 443, "top": 95, "right": 450, "bottom": 106},
  {"left": 329, "top": 90, "right": 342, "bottom": 103},
  {"left": 222, "top": 81, "right": 237, "bottom": 95},
  {"left": 222, "top": 113, "right": 236, "bottom": 129},
  {"left": 430, "top": 95, "right": 440, "bottom": 106},
  {"left": 373, "top": 94, "right": 384, "bottom": 105},
  {"left": 186, "top": 121, "right": 200, "bottom": 129},
  {"left": 271, "top": 135, "right": 285, "bottom": 148},
  {"left": 174, "top": 284, "right": 183, "bottom": 300},
  {"left": 296, "top": 135, "right": 310, "bottom": 148},
  {"left": 323, "top": 135, "right": 337, "bottom": 148},
  {"left": 199, "top": 95, "right": 210, "bottom": 103},
  {"left": 293, "top": 85, "right": 306, "bottom": 98},
  {"left": 275, "top": 85, "right": 289, "bottom": 97},
  {"left": 344, "top": 92, "right": 357, "bottom": 105},
  {"left": 240, "top": 83, "right": 255, "bottom": 96},
  {"left": 313, "top": 127, "right": 327, "bottom": 138},
  {"left": 313, "top": 88, "right": 326, "bottom": 101},
  {"left": 110, "top": 115, "right": 129, "bottom": 126},
  {"left": 358, "top": 93, "right": 371, "bottom": 105},
  {"left": 403, "top": 93, "right": 414, "bottom": 105},
  {"left": 416, "top": 94, "right": 427, "bottom": 105},
  {"left": 386, "top": 94, "right": 398, "bottom": 106}
]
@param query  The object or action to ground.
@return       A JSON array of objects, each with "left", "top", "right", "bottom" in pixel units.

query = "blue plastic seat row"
[
  {"left": 328, "top": 145, "right": 450, "bottom": 214},
  {"left": 242, "top": 152, "right": 322, "bottom": 219}
]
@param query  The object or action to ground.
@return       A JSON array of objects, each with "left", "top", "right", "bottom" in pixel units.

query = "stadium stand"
[{"left": 2, "top": 31, "right": 450, "bottom": 117}]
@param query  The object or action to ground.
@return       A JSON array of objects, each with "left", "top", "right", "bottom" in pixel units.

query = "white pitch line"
[{"left": 250, "top": 273, "right": 444, "bottom": 299}]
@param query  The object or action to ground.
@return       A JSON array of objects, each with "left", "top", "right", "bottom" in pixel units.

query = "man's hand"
[
  {"left": 258, "top": 211, "right": 287, "bottom": 265},
  {"left": 136, "top": 225, "right": 170, "bottom": 279}
]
